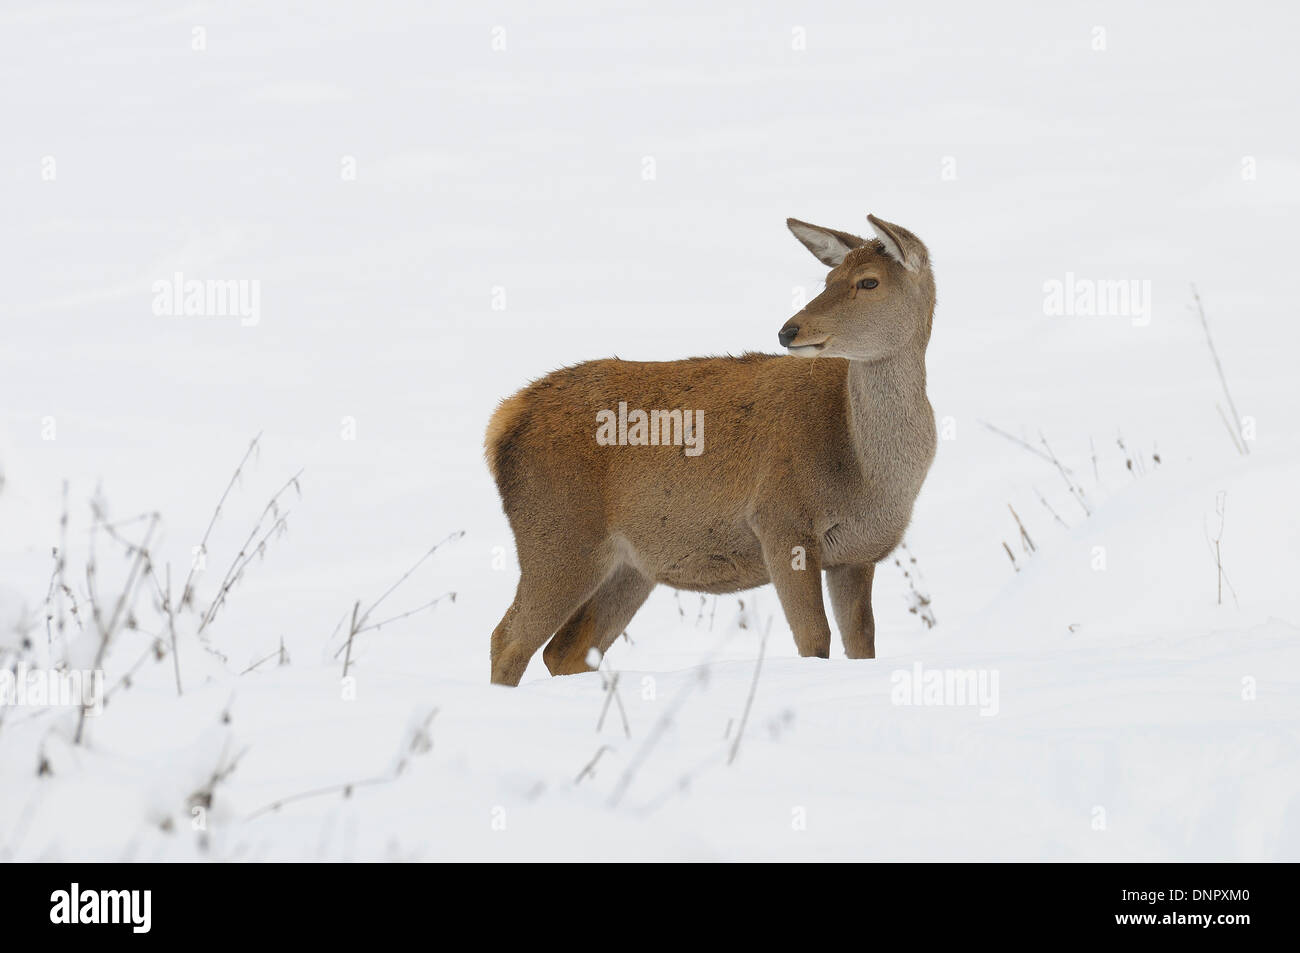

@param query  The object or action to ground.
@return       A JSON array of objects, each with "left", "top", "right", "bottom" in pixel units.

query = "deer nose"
[{"left": 778, "top": 324, "right": 800, "bottom": 347}]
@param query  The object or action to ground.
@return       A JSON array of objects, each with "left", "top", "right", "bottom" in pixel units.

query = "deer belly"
[
  {"left": 655, "top": 552, "right": 769, "bottom": 594},
  {"left": 618, "top": 520, "right": 767, "bottom": 593}
]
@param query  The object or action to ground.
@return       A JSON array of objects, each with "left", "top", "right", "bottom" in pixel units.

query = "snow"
[{"left": 1, "top": 0, "right": 1298, "bottom": 861}]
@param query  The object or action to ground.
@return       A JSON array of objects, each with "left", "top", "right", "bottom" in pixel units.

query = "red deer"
[{"left": 485, "top": 214, "right": 936, "bottom": 685}]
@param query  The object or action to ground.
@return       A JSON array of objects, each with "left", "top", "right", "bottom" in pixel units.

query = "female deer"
[{"left": 485, "top": 214, "right": 936, "bottom": 685}]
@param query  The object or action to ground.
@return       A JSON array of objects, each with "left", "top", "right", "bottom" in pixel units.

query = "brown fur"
[{"left": 486, "top": 214, "right": 937, "bottom": 685}]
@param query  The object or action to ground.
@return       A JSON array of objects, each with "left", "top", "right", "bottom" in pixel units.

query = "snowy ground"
[{"left": 2, "top": 1, "right": 1298, "bottom": 861}]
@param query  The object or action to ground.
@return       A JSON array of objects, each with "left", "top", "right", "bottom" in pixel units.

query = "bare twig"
[
  {"left": 240, "top": 638, "right": 289, "bottom": 676},
  {"left": 575, "top": 745, "right": 612, "bottom": 784},
  {"left": 245, "top": 776, "right": 391, "bottom": 822},
  {"left": 1216, "top": 403, "right": 1247, "bottom": 456},
  {"left": 1008, "top": 504, "right": 1036, "bottom": 554},
  {"left": 1116, "top": 432, "right": 1134, "bottom": 476},
  {"left": 246, "top": 714, "right": 438, "bottom": 821},
  {"left": 895, "top": 541, "right": 936, "bottom": 628},
  {"left": 979, "top": 420, "right": 1074, "bottom": 473},
  {"left": 331, "top": 532, "right": 465, "bottom": 659},
  {"left": 596, "top": 668, "right": 631, "bottom": 739},
  {"left": 75, "top": 510, "right": 159, "bottom": 744},
  {"left": 341, "top": 600, "right": 360, "bottom": 678},
  {"left": 1034, "top": 487, "right": 1068, "bottom": 529},
  {"left": 1040, "top": 432, "right": 1090, "bottom": 517},
  {"left": 163, "top": 564, "right": 181, "bottom": 696},
  {"left": 358, "top": 532, "right": 463, "bottom": 630},
  {"left": 1204, "top": 492, "right": 1240, "bottom": 608},
  {"left": 181, "top": 434, "right": 262, "bottom": 611},
  {"left": 104, "top": 636, "right": 167, "bottom": 702},
  {"left": 1191, "top": 285, "right": 1249, "bottom": 456},
  {"left": 44, "top": 481, "right": 76, "bottom": 653},
  {"left": 197, "top": 470, "right": 303, "bottom": 637},
  {"left": 352, "top": 592, "right": 456, "bottom": 636},
  {"left": 393, "top": 708, "right": 439, "bottom": 776},
  {"left": 727, "top": 619, "right": 770, "bottom": 765},
  {"left": 608, "top": 666, "right": 710, "bottom": 808},
  {"left": 189, "top": 739, "right": 251, "bottom": 813}
]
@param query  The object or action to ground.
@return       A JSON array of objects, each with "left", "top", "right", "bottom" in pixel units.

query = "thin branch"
[
  {"left": 1203, "top": 492, "right": 1240, "bottom": 608},
  {"left": 330, "top": 532, "right": 465, "bottom": 659},
  {"left": 1035, "top": 487, "right": 1068, "bottom": 529},
  {"left": 75, "top": 511, "right": 158, "bottom": 744},
  {"left": 575, "top": 745, "right": 612, "bottom": 784},
  {"left": 163, "top": 564, "right": 182, "bottom": 696},
  {"left": 181, "top": 434, "right": 262, "bottom": 610},
  {"left": 197, "top": 470, "right": 303, "bottom": 636},
  {"left": 103, "top": 636, "right": 167, "bottom": 702},
  {"left": 352, "top": 592, "right": 456, "bottom": 636},
  {"left": 1191, "top": 285, "right": 1249, "bottom": 455},
  {"left": 244, "top": 776, "right": 390, "bottom": 822},
  {"left": 357, "top": 531, "right": 464, "bottom": 630},
  {"left": 1008, "top": 504, "right": 1036, "bottom": 554},
  {"left": 1216, "top": 403, "right": 1247, "bottom": 456},
  {"left": 240, "top": 641, "right": 288, "bottom": 675},
  {"left": 246, "top": 713, "right": 438, "bottom": 821},
  {"left": 1040, "top": 432, "right": 1090, "bottom": 517},
  {"left": 979, "top": 420, "right": 1074, "bottom": 473},
  {"left": 596, "top": 665, "right": 631, "bottom": 739},
  {"left": 608, "top": 666, "right": 710, "bottom": 808},
  {"left": 727, "top": 618, "right": 770, "bottom": 765},
  {"left": 341, "top": 600, "right": 360, "bottom": 679}
]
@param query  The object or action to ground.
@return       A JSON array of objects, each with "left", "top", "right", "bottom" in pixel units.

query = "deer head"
[{"left": 779, "top": 214, "right": 934, "bottom": 362}]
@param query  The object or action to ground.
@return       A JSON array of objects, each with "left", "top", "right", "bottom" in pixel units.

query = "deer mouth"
[{"left": 786, "top": 338, "right": 829, "bottom": 357}]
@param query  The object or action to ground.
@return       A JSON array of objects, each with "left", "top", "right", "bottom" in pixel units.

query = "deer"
[{"left": 485, "top": 214, "right": 937, "bottom": 686}]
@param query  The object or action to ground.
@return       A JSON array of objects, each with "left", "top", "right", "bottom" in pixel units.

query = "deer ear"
[
  {"left": 867, "top": 214, "right": 925, "bottom": 273},
  {"left": 786, "top": 218, "right": 866, "bottom": 267}
]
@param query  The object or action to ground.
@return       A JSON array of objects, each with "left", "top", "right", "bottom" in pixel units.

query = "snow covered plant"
[
  {"left": 0, "top": 438, "right": 295, "bottom": 848},
  {"left": 0, "top": 435, "right": 472, "bottom": 860},
  {"left": 0, "top": 437, "right": 294, "bottom": 744}
]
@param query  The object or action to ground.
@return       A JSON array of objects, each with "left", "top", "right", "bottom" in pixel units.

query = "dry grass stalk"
[
  {"left": 979, "top": 419, "right": 1074, "bottom": 473},
  {"left": 727, "top": 618, "right": 771, "bottom": 765},
  {"left": 331, "top": 531, "right": 464, "bottom": 663},
  {"left": 1040, "top": 432, "right": 1090, "bottom": 517},
  {"left": 1008, "top": 504, "right": 1036, "bottom": 554},
  {"left": 1191, "top": 285, "right": 1249, "bottom": 456}
]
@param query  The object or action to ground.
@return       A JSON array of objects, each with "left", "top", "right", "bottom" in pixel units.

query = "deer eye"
[{"left": 856, "top": 278, "right": 878, "bottom": 290}]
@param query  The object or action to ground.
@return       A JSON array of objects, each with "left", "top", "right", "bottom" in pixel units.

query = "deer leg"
[
  {"left": 491, "top": 553, "right": 610, "bottom": 686},
  {"left": 542, "top": 566, "right": 655, "bottom": 676},
  {"left": 757, "top": 530, "right": 832, "bottom": 658},
  {"left": 827, "top": 563, "right": 876, "bottom": 659}
]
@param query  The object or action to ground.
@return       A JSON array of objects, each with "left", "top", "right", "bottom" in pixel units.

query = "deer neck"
[{"left": 844, "top": 345, "right": 931, "bottom": 475}]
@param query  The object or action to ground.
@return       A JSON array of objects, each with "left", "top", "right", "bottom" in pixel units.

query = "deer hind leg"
[
  {"left": 490, "top": 548, "right": 612, "bottom": 686},
  {"left": 542, "top": 565, "right": 655, "bottom": 676},
  {"left": 826, "top": 563, "right": 875, "bottom": 659}
]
